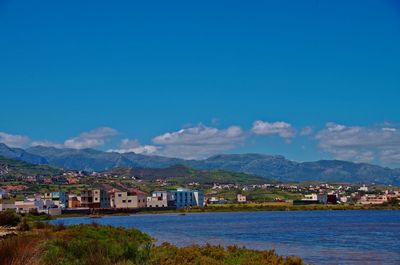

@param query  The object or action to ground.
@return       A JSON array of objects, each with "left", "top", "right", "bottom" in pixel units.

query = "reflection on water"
[{"left": 51, "top": 210, "right": 400, "bottom": 265}]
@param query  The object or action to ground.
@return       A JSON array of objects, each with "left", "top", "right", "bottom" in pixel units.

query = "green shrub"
[
  {"left": 5, "top": 223, "right": 304, "bottom": 265},
  {"left": 0, "top": 210, "right": 20, "bottom": 227},
  {"left": 149, "top": 243, "right": 304, "bottom": 265},
  {"left": 34, "top": 221, "right": 51, "bottom": 229},
  {"left": 41, "top": 224, "right": 153, "bottom": 265},
  {"left": 17, "top": 217, "right": 30, "bottom": 231}
]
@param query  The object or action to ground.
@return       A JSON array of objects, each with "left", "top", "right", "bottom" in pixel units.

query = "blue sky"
[{"left": 0, "top": 1, "right": 400, "bottom": 166}]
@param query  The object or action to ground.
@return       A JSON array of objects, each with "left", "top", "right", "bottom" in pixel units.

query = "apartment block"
[
  {"left": 80, "top": 189, "right": 110, "bottom": 208},
  {"left": 111, "top": 190, "right": 146, "bottom": 209}
]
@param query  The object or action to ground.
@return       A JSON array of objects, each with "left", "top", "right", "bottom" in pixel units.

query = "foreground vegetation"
[{"left": 0, "top": 211, "right": 304, "bottom": 265}]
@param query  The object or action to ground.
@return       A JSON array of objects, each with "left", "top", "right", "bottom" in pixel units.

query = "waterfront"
[{"left": 51, "top": 210, "right": 400, "bottom": 265}]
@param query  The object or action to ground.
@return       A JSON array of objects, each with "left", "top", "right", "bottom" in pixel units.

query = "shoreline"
[{"left": 50, "top": 203, "right": 400, "bottom": 220}]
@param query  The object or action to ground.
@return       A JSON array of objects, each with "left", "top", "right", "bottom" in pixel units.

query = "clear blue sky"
[{"left": 1, "top": 0, "right": 400, "bottom": 166}]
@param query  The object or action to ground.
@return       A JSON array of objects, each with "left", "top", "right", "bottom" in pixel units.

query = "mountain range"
[{"left": 1, "top": 143, "right": 399, "bottom": 185}]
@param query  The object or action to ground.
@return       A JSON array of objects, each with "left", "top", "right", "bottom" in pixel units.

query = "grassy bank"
[{"left": 0, "top": 211, "right": 304, "bottom": 265}]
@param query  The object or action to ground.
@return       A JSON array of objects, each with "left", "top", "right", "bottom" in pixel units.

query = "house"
[
  {"left": 147, "top": 191, "right": 169, "bottom": 208},
  {"left": 293, "top": 194, "right": 327, "bottom": 205},
  {"left": 15, "top": 199, "right": 43, "bottom": 214},
  {"left": 0, "top": 188, "right": 9, "bottom": 199},
  {"left": 359, "top": 194, "right": 388, "bottom": 205},
  {"left": 304, "top": 194, "right": 327, "bottom": 204},
  {"left": 168, "top": 188, "right": 203, "bottom": 209},
  {"left": 80, "top": 189, "right": 110, "bottom": 208},
  {"left": 42, "top": 191, "right": 69, "bottom": 208},
  {"left": 111, "top": 189, "right": 146, "bottom": 209},
  {"left": 0, "top": 202, "right": 16, "bottom": 212},
  {"left": 68, "top": 195, "right": 81, "bottom": 208},
  {"left": 237, "top": 194, "right": 247, "bottom": 203},
  {"left": 206, "top": 197, "right": 227, "bottom": 205}
]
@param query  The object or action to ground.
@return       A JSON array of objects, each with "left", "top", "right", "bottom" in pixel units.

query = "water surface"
[{"left": 51, "top": 210, "right": 400, "bottom": 265}]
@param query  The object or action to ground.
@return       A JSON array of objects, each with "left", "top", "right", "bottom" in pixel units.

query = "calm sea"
[{"left": 51, "top": 210, "right": 400, "bottom": 265}]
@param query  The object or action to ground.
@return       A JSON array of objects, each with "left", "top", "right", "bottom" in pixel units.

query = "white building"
[
  {"left": 359, "top": 194, "right": 388, "bottom": 205},
  {"left": 15, "top": 199, "right": 44, "bottom": 214},
  {"left": 0, "top": 203, "right": 16, "bottom": 212},
  {"left": 147, "top": 191, "right": 168, "bottom": 208},
  {"left": 302, "top": 194, "right": 327, "bottom": 204},
  {"left": 111, "top": 190, "right": 146, "bottom": 209},
  {"left": 237, "top": 194, "right": 247, "bottom": 203}
]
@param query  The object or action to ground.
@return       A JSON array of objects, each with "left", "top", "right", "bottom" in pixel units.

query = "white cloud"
[
  {"left": 251, "top": 120, "right": 295, "bottom": 138},
  {"left": 63, "top": 127, "right": 118, "bottom": 149},
  {"left": 107, "top": 138, "right": 159, "bottom": 155},
  {"left": 4, "top": 127, "right": 119, "bottom": 150},
  {"left": 152, "top": 124, "right": 245, "bottom": 159},
  {"left": 316, "top": 122, "right": 400, "bottom": 164},
  {"left": 108, "top": 145, "right": 159, "bottom": 155},
  {"left": 0, "top": 132, "right": 30, "bottom": 148}
]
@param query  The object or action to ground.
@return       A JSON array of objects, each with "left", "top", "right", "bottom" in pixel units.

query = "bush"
[
  {"left": 41, "top": 224, "right": 153, "bottom": 265},
  {"left": 0, "top": 210, "right": 21, "bottom": 227},
  {"left": 51, "top": 222, "right": 66, "bottom": 232},
  {"left": 34, "top": 221, "right": 52, "bottom": 229},
  {"left": 149, "top": 243, "right": 304, "bottom": 265},
  {"left": 17, "top": 217, "right": 30, "bottom": 231},
  {"left": 0, "top": 223, "right": 305, "bottom": 265}
]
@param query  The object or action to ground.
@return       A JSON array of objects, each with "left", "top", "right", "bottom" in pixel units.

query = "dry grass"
[{"left": 0, "top": 235, "right": 42, "bottom": 265}]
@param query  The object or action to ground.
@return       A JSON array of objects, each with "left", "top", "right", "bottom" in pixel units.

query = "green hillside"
[
  {"left": 102, "top": 165, "right": 273, "bottom": 185},
  {"left": 0, "top": 156, "right": 62, "bottom": 177}
]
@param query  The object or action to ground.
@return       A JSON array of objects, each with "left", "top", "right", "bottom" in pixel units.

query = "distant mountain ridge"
[
  {"left": 1, "top": 143, "right": 399, "bottom": 185},
  {"left": 0, "top": 143, "right": 48, "bottom": 165}
]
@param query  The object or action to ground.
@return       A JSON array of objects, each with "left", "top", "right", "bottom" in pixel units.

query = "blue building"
[{"left": 168, "top": 188, "right": 203, "bottom": 209}]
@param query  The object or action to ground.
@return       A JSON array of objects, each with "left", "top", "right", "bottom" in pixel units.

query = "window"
[
  {"left": 128, "top": 200, "right": 132, "bottom": 203},
  {"left": 122, "top": 200, "right": 126, "bottom": 203},
  {"left": 118, "top": 194, "right": 122, "bottom": 197}
]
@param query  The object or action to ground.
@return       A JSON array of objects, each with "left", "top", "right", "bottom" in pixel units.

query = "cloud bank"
[
  {"left": 0, "top": 132, "right": 30, "bottom": 148},
  {"left": 251, "top": 120, "right": 295, "bottom": 138},
  {"left": 63, "top": 127, "right": 118, "bottom": 149},
  {"left": 108, "top": 138, "right": 159, "bottom": 155},
  {"left": 316, "top": 122, "right": 400, "bottom": 163},
  {"left": 152, "top": 124, "right": 245, "bottom": 159}
]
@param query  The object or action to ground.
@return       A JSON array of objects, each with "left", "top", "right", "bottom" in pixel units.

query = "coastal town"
[
  {"left": 1, "top": 169, "right": 399, "bottom": 216},
  {"left": 0, "top": 186, "right": 204, "bottom": 215}
]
